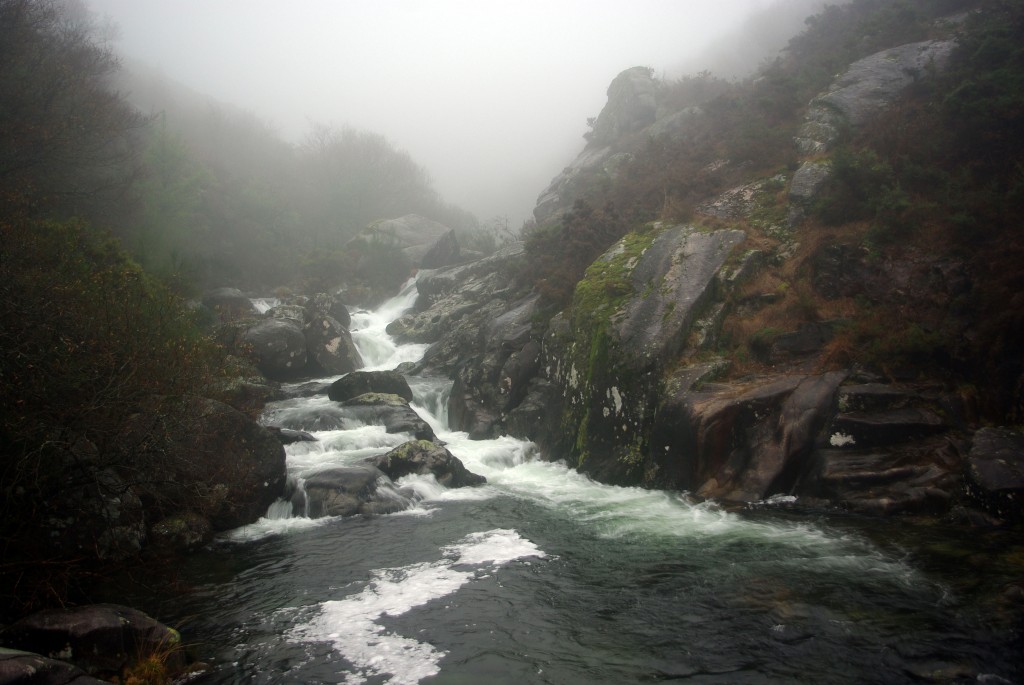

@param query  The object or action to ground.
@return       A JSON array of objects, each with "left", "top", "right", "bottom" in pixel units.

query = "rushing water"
[{"left": 131, "top": 282, "right": 1021, "bottom": 684}]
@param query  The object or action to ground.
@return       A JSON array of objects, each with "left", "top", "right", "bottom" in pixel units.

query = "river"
[{"left": 131, "top": 281, "right": 1021, "bottom": 684}]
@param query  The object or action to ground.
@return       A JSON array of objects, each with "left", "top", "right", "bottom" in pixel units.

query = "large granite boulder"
[
  {"left": 327, "top": 370, "right": 413, "bottom": 403},
  {"left": 114, "top": 396, "right": 286, "bottom": 531},
  {"left": 304, "top": 315, "right": 362, "bottom": 376},
  {"left": 1, "top": 604, "right": 184, "bottom": 678},
  {"left": 339, "top": 393, "right": 435, "bottom": 441},
  {"left": 303, "top": 466, "right": 413, "bottom": 517},
  {"left": 797, "top": 40, "right": 956, "bottom": 153},
  {"left": 650, "top": 372, "right": 846, "bottom": 501},
  {"left": 201, "top": 287, "right": 256, "bottom": 323},
  {"left": 350, "top": 215, "right": 460, "bottom": 269},
  {"left": 241, "top": 318, "right": 307, "bottom": 381},
  {"left": 370, "top": 440, "right": 486, "bottom": 488},
  {"left": 306, "top": 292, "right": 351, "bottom": 329}
]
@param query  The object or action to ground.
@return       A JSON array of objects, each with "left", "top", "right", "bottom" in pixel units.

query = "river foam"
[{"left": 288, "top": 529, "right": 545, "bottom": 685}]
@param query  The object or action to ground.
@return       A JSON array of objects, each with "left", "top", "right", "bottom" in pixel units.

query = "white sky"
[{"left": 86, "top": 0, "right": 783, "bottom": 226}]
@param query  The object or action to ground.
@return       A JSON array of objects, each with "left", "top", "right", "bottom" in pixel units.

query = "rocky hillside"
[{"left": 393, "top": 0, "right": 1024, "bottom": 522}]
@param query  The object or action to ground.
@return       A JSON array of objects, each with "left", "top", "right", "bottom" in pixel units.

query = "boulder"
[
  {"left": 303, "top": 466, "right": 413, "bottom": 517},
  {"left": 828, "top": 408, "right": 947, "bottom": 450},
  {"left": 266, "top": 427, "right": 317, "bottom": 445},
  {"left": 306, "top": 292, "right": 351, "bottom": 330},
  {"left": 201, "top": 287, "right": 256, "bottom": 323},
  {"left": 1, "top": 604, "right": 184, "bottom": 678},
  {"left": 370, "top": 440, "right": 486, "bottom": 488},
  {"left": 653, "top": 372, "right": 846, "bottom": 502},
  {"left": 148, "top": 512, "right": 212, "bottom": 554},
  {"left": 797, "top": 40, "right": 956, "bottom": 153},
  {"left": 351, "top": 215, "right": 460, "bottom": 269},
  {"left": 114, "top": 396, "right": 286, "bottom": 531},
  {"left": 241, "top": 318, "right": 307, "bottom": 380},
  {"left": 806, "top": 436, "right": 963, "bottom": 515},
  {"left": 965, "top": 427, "right": 1024, "bottom": 521},
  {"left": 304, "top": 315, "right": 362, "bottom": 376},
  {"left": 327, "top": 370, "right": 413, "bottom": 403},
  {"left": 266, "top": 303, "right": 306, "bottom": 326},
  {"left": 340, "top": 393, "right": 435, "bottom": 441},
  {"left": 0, "top": 647, "right": 110, "bottom": 685}
]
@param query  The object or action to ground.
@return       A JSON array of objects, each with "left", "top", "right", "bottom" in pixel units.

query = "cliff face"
[{"left": 399, "top": 2, "right": 1024, "bottom": 522}]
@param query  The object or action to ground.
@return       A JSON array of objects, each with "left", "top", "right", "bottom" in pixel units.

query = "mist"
[{"left": 86, "top": 0, "right": 827, "bottom": 227}]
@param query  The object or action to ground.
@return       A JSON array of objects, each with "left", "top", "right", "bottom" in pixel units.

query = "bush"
[{"left": 0, "top": 218, "right": 228, "bottom": 615}]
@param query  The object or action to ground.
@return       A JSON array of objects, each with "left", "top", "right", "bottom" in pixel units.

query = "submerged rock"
[
  {"left": 371, "top": 440, "right": 485, "bottom": 488},
  {"left": 304, "top": 466, "right": 413, "bottom": 517},
  {"left": 339, "top": 393, "right": 435, "bottom": 441}
]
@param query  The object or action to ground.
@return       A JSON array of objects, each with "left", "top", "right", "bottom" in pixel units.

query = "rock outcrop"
[
  {"left": 371, "top": 440, "right": 486, "bottom": 488},
  {"left": 797, "top": 39, "right": 956, "bottom": 154},
  {"left": 1, "top": 604, "right": 185, "bottom": 680},
  {"left": 348, "top": 214, "right": 461, "bottom": 270}
]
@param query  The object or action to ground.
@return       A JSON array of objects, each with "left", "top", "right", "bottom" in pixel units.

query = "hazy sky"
[{"left": 86, "top": 0, "right": 794, "bottom": 226}]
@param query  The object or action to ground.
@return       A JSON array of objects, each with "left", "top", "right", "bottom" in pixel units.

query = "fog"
[{"left": 86, "top": 0, "right": 826, "bottom": 227}]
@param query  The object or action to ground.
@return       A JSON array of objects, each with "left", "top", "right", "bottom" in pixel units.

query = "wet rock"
[
  {"left": 306, "top": 292, "right": 351, "bottom": 329},
  {"left": 349, "top": 214, "right": 460, "bottom": 269},
  {"left": 340, "top": 393, "right": 435, "bottom": 441},
  {"left": 796, "top": 40, "right": 956, "bottom": 153},
  {"left": 965, "top": 427, "right": 1024, "bottom": 521},
  {"left": 370, "top": 440, "right": 485, "bottom": 488},
  {"left": 1, "top": 604, "right": 184, "bottom": 678},
  {"left": 266, "top": 427, "right": 317, "bottom": 445},
  {"left": 614, "top": 226, "right": 746, "bottom": 372},
  {"left": 837, "top": 383, "right": 917, "bottom": 413},
  {"left": 266, "top": 303, "right": 306, "bottom": 326},
  {"left": 0, "top": 647, "right": 111, "bottom": 685},
  {"left": 828, "top": 408, "right": 947, "bottom": 449},
  {"left": 304, "top": 315, "right": 362, "bottom": 376},
  {"left": 327, "top": 370, "right": 413, "bottom": 403},
  {"left": 304, "top": 466, "right": 412, "bottom": 517},
  {"left": 807, "top": 436, "right": 963, "bottom": 515},
  {"left": 241, "top": 318, "right": 307, "bottom": 381},
  {"left": 769, "top": 321, "right": 840, "bottom": 362},
  {"left": 201, "top": 287, "right": 256, "bottom": 323},
  {"left": 148, "top": 512, "right": 212, "bottom": 554}
]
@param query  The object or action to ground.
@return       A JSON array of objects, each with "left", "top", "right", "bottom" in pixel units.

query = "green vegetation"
[{"left": 0, "top": 218, "right": 230, "bottom": 614}]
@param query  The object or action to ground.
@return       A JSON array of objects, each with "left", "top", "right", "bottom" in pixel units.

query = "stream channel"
[{"left": 128, "top": 281, "right": 1021, "bottom": 684}]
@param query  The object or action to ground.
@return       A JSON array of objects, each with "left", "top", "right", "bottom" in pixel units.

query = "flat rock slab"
[{"left": 829, "top": 408, "right": 946, "bottom": 449}]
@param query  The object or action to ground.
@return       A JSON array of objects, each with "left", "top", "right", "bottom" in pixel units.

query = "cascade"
[{"left": 165, "top": 278, "right": 1018, "bottom": 685}]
